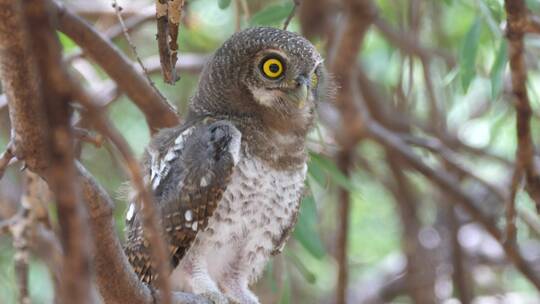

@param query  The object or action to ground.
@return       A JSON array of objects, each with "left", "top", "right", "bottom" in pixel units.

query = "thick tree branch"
[
  {"left": 387, "top": 153, "right": 436, "bottom": 303},
  {"left": 22, "top": 1, "right": 93, "bottom": 303},
  {"left": 72, "top": 83, "right": 173, "bottom": 304},
  {"left": 0, "top": 1, "right": 48, "bottom": 172},
  {"left": 50, "top": 0, "right": 180, "bottom": 133},
  {"left": 77, "top": 164, "right": 208, "bottom": 304}
]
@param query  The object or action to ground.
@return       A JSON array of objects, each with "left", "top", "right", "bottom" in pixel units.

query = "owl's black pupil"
[{"left": 269, "top": 64, "right": 280, "bottom": 73}]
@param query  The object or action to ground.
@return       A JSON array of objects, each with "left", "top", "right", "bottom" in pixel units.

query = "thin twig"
[
  {"left": 336, "top": 151, "right": 352, "bottom": 304},
  {"left": 111, "top": 0, "right": 168, "bottom": 103},
  {"left": 74, "top": 127, "right": 104, "bottom": 148},
  {"left": 234, "top": 0, "right": 241, "bottom": 32},
  {"left": 525, "top": 14, "right": 540, "bottom": 34},
  {"left": 0, "top": 142, "right": 14, "bottom": 180},
  {"left": 234, "top": 0, "right": 250, "bottom": 31},
  {"left": 239, "top": 0, "right": 250, "bottom": 20},
  {"left": 373, "top": 17, "right": 455, "bottom": 67},
  {"left": 506, "top": 165, "right": 522, "bottom": 243},
  {"left": 283, "top": 0, "right": 300, "bottom": 30},
  {"left": 12, "top": 209, "right": 30, "bottom": 304},
  {"left": 65, "top": 8, "right": 155, "bottom": 64}
]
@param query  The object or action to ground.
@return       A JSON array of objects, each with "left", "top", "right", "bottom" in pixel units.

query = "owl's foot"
[{"left": 201, "top": 291, "right": 230, "bottom": 304}]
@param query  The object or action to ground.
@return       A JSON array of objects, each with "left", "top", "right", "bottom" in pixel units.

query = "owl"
[{"left": 124, "top": 27, "right": 329, "bottom": 304}]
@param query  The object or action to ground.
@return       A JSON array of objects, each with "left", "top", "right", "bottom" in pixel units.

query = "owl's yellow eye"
[
  {"left": 261, "top": 58, "right": 284, "bottom": 79},
  {"left": 310, "top": 73, "right": 319, "bottom": 88}
]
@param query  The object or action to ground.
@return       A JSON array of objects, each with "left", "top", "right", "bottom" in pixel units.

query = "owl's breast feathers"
[{"left": 124, "top": 118, "right": 241, "bottom": 283}]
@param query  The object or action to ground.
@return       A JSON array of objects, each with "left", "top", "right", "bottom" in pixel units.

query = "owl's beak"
[{"left": 288, "top": 75, "right": 309, "bottom": 108}]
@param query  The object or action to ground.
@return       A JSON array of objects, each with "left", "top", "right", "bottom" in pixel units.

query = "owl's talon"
[{"left": 201, "top": 291, "right": 230, "bottom": 304}]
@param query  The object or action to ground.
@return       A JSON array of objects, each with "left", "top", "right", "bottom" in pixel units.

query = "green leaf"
[
  {"left": 460, "top": 18, "right": 481, "bottom": 92},
  {"left": 286, "top": 249, "right": 317, "bottom": 283},
  {"left": 249, "top": 2, "right": 294, "bottom": 26},
  {"left": 293, "top": 196, "right": 326, "bottom": 259},
  {"left": 58, "top": 32, "right": 76, "bottom": 52},
  {"left": 279, "top": 271, "right": 291, "bottom": 304},
  {"left": 490, "top": 41, "right": 508, "bottom": 98},
  {"left": 217, "top": 0, "right": 232, "bottom": 9},
  {"left": 310, "top": 153, "right": 355, "bottom": 191},
  {"left": 526, "top": 0, "right": 540, "bottom": 13},
  {"left": 307, "top": 160, "right": 327, "bottom": 187},
  {"left": 484, "top": 0, "right": 504, "bottom": 22}
]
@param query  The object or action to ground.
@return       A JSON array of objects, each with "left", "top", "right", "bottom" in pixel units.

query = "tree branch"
[
  {"left": 283, "top": 0, "right": 300, "bottom": 30},
  {"left": 50, "top": 0, "right": 180, "bottom": 133},
  {"left": 387, "top": 153, "right": 436, "bottom": 303},
  {"left": 504, "top": 0, "right": 540, "bottom": 219},
  {"left": 111, "top": 0, "right": 168, "bottom": 103},
  {"left": 0, "top": 142, "right": 14, "bottom": 180},
  {"left": 71, "top": 83, "right": 174, "bottom": 304},
  {"left": 77, "top": 164, "right": 209, "bottom": 304},
  {"left": 326, "top": 1, "right": 377, "bottom": 303},
  {"left": 524, "top": 14, "right": 540, "bottom": 35},
  {"left": 373, "top": 17, "right": 455, "bottom": 67},
  {"left": 0, "top": 1, "right": 48, "bottom": 172},
  {"left": 22, "top": 1, "right": 93, "bottom": 302}
]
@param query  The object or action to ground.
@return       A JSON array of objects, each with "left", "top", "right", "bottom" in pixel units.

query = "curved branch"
[
  {"left": 78, "top": 164, "right": 209, "bottom": 304},
  {"left": 72, "top": 83, "right": 173, "bottom": 304},
  {"left": 50, "top": 0, "right": 180, "bottom": 133}
]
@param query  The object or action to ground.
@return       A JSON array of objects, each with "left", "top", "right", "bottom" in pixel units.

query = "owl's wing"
[{"left": 124, "top": 119, "right": 241, "bottom": 283}]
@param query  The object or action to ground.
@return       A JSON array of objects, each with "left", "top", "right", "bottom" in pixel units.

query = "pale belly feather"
[{"left": 170, "top": 153, "right": 306, "bottom": 290}]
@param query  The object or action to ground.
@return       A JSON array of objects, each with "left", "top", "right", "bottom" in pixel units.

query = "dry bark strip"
[{"left": 156, "top": 0, "right": 185, "bottom": 84}]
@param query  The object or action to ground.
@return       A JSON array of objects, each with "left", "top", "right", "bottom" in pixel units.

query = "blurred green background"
[{"left": 1, "top": 0, "right": 540, "bottom": 303}]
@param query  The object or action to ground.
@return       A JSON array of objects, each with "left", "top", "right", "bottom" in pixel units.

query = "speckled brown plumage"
[
  {"left": 125, "top": 119, "right": 241, "bottom": 283},
  {"left": 124, "top": 27, "right": 331, "bottom": 304}
]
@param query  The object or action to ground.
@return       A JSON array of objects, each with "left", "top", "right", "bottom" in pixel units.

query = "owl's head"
[{"left": 190, "top": 27, "right": 330, "bottom": 135}]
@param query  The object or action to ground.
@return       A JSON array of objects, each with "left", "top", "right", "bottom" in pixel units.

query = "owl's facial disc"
[{"left": 250, "top": 51, "right": 318, "bottom": 110}]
